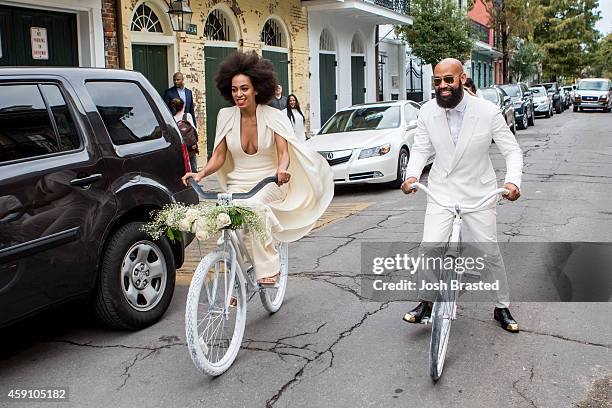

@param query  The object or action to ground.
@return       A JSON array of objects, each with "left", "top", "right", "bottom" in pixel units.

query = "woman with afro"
[{"left": 182, "top": 51, "right": 333, "bottom": 285}]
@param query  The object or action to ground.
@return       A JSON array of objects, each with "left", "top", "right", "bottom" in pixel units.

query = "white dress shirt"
[{"left": 445, "top": 94, "right": 468, "bottom": 145}]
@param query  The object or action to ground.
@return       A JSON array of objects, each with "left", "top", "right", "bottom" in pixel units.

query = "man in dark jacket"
[
  {"left": 268, "top": 84, "right": 287, "bottom": 110},
  {"left": 163, "top": 72, "right": 196, "bottom": 127}
]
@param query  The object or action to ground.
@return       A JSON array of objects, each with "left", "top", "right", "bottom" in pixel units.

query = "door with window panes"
[{"left": 0, "top": 81, "right": 111, "bottom": 320}]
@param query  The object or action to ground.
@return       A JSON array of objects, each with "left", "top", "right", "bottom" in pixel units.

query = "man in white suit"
[{"left": 401, "top": 58, "right": 523, "bottom": 332}]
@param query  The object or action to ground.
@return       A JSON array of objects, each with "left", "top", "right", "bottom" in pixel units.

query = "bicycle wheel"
[
  {"left": 428, "top": 267, "right": 458, "bottom": 381},
  {"left": 260, "top": 242, "right": 288, "bottom": 313},
  {"left": 185, "top": 250, "right": 246, "bottom": 376}
]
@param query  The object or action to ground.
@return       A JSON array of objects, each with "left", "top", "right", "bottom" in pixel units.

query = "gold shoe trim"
[
  {"left": 506, "top": 323, "right": 519, "bottom": 332},
  {"left": 403, "top": 313, "right": 416, "bottom": 323}
]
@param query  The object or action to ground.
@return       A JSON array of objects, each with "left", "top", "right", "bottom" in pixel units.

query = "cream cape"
[{"left": 212, "top": 104, "right": 334, "bottom": 242}]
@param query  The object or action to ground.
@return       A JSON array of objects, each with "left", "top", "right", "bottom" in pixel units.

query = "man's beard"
[{"left": 435, "top": 83, "right": 464, "bottom": 109}]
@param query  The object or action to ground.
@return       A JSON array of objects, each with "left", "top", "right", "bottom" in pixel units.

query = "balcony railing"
[
  {"left": 471, "top": 20, "right": 490, "bottom": 44},
  {"left": 372, "top": 0, "right": 411, "bottom": 15}
]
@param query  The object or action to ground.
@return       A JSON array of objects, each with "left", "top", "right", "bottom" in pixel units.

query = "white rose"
[
  {"left": 193, "top": 219, "right": 208, "bottom": 241},
  {"left": 178, "top": 218, "right": 191, "bottom": 232},
  {"left": 216, "top": 213, "right": 231, "bottom": 229},
  {"left": 185, "top": 209, "right": 199, "bottom": 224}
]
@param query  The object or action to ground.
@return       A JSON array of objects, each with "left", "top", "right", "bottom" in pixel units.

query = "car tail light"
[{"left": 181, "top": 144, "right": 191, "bottom": 173}]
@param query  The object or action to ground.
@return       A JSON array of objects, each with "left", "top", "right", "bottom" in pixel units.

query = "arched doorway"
[
  {"left": 261, "top": 17, "right": 290, "bottom": 94},
  {"left": 319, "top": 28, "right": 337, "bottom": 126},
  {"left": 130, "top": 2, "right": 176, "bottom": 96},
  {"left": 203, "top": 7, "right": 239, "bottom": 157},
  {"left": 351, "top": 34, "right": 365, "bottom": 105}
]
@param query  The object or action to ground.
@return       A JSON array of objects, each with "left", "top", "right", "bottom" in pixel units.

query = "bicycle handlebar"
[
  {"left": 189, "top": 176, "right": 279, "bottom": 201},
  {"left": 411, "top": 182, "right": 509, "bottom": 212}
]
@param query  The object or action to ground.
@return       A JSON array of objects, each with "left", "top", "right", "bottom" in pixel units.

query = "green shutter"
[
  {"left": 0, "top": 4, "right": 77, "bottom": 67},
  {"left": 204, "top": 46, "right": 237, "bottom": 157},
  {"left": 319, "top": 53, "right": 337, "bottom": 126},
  {"left": 131, "top": 44, "right": 168, "bottom": 96},
  {"left": 351, "top": 56, "right": 365, "bottom": 105},
  {"left": 262, "top": 50, "right": 289, "bottom": 94}
]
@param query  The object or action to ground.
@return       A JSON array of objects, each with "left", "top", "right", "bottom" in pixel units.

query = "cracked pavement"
[{"left": 0, "top": 110, "right": 610, "bottom": 408}]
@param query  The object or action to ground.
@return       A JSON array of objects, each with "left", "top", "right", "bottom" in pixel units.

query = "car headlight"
[
  {"left": 358, "top": 143, "right": 391, "bottom": 159},
  {"left": 599, "top": 95, "right": 608, "bottom": 100}
]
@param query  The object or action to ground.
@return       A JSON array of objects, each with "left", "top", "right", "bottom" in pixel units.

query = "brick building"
[{"left": 466, "top": 0, "right": 503, "bottom": 88}]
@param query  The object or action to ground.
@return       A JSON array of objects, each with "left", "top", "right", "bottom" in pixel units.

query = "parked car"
[
  {"left": 529, "top": 86, "right": 554, "bottom": 118},
  {"left": 534, "top": 82, "right": 564, "bottom": 114},
  {"left": 481, "top": 87, "right": 516, "bottom": 134},
  {"left": 305, "top": 101, "right": 432, "bottom": 186},
  {"left": 496, "top": 82, "right": 535, "bottom": 129},
  {"left": 573, "top": 78, "right": 612, "bottom": 112},
  {"left": 0, "top": 68, "right": 198, "bottom": 329},
  {"left": 561, "top": 86, "right": 573, "bottom": 109}
]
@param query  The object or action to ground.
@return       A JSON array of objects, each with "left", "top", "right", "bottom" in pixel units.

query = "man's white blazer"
[{"left": 405, "top": 92, "right": 523, "bottom": 209}]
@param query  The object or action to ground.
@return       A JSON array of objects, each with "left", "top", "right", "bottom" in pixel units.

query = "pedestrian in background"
[
  {"left": 164, "top": 72, "right": 196, "bottom": 126},
  {"left": 282, "top": 94, "right": 306, "bottom": 142},
  {"left": 268, "top": 84, "right": 287, "bottom": 110},
  {"left": 171, "top": 97, "right": 199, "bottom": 172},
  {"left": 464, "top": 77, "right": 483, "bottom": 98}
]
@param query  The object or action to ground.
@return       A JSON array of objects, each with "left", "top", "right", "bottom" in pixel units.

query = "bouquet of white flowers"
[{"left": 141, "top": 203, "right": 267, "bottom": 242}]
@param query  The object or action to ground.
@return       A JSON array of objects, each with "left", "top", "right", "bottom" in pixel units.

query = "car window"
[
  {"left": 86, "top": 81, "right": 162, "bottom": 145},
  {"left": 319, "top": 106, "right": 400, "bottom": 134},
  {"left": 500, "top": 85, "right": 520, "bottom": 97},
  {"left": 577, "top": 80, "right": 609, "bottom": 91},
  {"left": 530, "top": 87, "right": 546, "bottom": 96},
  {"left": 404, "top": 104, "right": 418, "bottom": 124},
  {"left": 0, "top": 84, "right": 60, "bottom": 163},
  {"left": 41, "top": 85, "right": 81, "bottom": 151},
  {"left": 481, "top": 89, "right": 499, "bottom": 104}
]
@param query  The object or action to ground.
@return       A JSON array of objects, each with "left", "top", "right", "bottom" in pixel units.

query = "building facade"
[
  {"left": 466, "top": 0, "right": 502, "bottom": 88},
  {"left": 303, "top": 0, "right": 412, "bottom": 131}
]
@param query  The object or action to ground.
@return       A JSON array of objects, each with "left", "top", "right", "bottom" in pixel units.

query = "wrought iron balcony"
[
  {"left": 471, "top": 20, "right": 490, "bottom": 44},
  {"left": 371, "top": 0, "right": 411, "bottom": 15}
]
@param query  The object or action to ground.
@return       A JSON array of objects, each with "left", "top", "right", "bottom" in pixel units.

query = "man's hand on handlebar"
[
  {"left": 502, "top": 182, "right": 520, "bottom": 201},
  {"left": 401, "top": 176, "right": 418, "bottom": 194},
  {"left": 181, "top": 171, "right": 203, "bottom": 187}
]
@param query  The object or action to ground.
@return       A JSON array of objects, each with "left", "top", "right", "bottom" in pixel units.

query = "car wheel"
[
  {"left": 527, "top": 107, "right": 535, "bottom": 126},
  {"left": 94, "top": 221, "right": 176, "bottom": 329},
  {"left": 605, "top": 107, "right": 611, "bottom": 113},
  {"left": 394, "top": 147, "right": 409, "bottom": 187},
  {"left": 517, "top": 113, "right": 528, "bottom": 130},
  {"left": 579, "top": 107, "right": 584, "bottom": 112}
]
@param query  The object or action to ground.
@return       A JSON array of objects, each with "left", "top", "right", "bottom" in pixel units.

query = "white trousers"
[{"left": 420, "top": 204, "right": 510, "bottom": 308}]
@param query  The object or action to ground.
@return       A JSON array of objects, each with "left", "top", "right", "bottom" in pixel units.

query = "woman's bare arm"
[{"left": 274, "top": 133, "right": 291, "bottom": 186}]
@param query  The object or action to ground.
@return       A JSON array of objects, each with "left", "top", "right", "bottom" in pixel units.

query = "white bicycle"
[
  {"left": 410, "top": 182, "right": 508, "bottom": 381},
  {"left": 185, "top": 176, "right": 288, "bottom": 376}
]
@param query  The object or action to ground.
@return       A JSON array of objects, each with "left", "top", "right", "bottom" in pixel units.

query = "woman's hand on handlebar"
[
  {"left": 276, "top": 168, "right": 291, "bottom": 186},
  {"left": 181, "top": 171, "right": 203, "bottom": 187},
  {"left": 401, "top": 176, "right": 418, "bottom": 194}
]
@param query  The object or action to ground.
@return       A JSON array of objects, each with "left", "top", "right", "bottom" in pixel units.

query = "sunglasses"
[{"left": 433, "top": 75, "right": 458, "bottom": 87}]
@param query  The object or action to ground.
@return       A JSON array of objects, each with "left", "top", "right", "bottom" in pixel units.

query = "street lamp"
[{"left": 166, "top": 0, "right": 193, "bottom": 32}]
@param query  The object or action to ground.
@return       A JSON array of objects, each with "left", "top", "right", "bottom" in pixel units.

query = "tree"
[
  {"left": 481, "top": 0, "right": 538, "bottom": 83},
  {"left": 532, "top": 0, "right": 601, "bottom": 82},
  {"left": 511, "top": 39, "right": 543, "bottom": 82},
  {"left": 395, "top": 0, "right": 473, "bottom": 66},
  {"left": 585, "top": 33, "right": 612, "bottom": 78}
]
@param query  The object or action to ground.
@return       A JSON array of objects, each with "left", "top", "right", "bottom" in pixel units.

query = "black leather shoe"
[
  {"left": 402, "top": 301, "right": 432, "bottom": 324},
  {"left": 494, "top": 307, "right": 519, "bottom": 333}
]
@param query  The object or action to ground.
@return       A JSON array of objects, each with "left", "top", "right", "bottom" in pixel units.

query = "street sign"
[
  {"left": 186, "top": 24, "right": 197, "bottom": 35},
  {"left": 30, "top": 27, "right": 49, "bottom": 60}
]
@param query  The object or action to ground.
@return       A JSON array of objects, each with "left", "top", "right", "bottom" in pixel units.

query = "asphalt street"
[{"left": 1, "top": 109, "right": 611, "bottom": 408}]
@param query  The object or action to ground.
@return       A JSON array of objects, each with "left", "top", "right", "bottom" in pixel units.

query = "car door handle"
[{"left": 70, "top": 174, "right": 102, "bottom": 188}]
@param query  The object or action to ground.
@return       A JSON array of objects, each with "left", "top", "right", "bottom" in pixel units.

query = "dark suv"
[
  {"left": 496, "top": 82, "right": 535, "bottom": 130},
  {"left": 534, "top": 82, "right": 564, "bottom": 114},
  {"left": 0, "top": 68, "right": 198, "bottom": 330}
]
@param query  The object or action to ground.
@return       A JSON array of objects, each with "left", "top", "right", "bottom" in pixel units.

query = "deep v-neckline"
[{"left": 239, "top": 112, "right": 259, "bottom": 156}]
